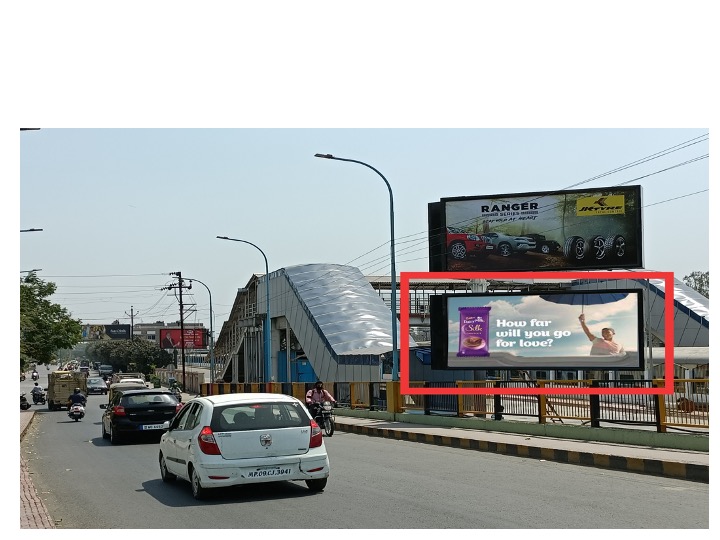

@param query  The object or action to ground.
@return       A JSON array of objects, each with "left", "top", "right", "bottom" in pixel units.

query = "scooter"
[
  {"left": 68, "top": 402, "right": 86, "bottom": 421},
  {"left": 32, "top": 390, "right": 47, "bottom": 405},
  {"left": 21, "top": 393, "right": 31, "bottom": 410},
  {"left": 31, "top": 371, "right": 39, "bottom": 381}
]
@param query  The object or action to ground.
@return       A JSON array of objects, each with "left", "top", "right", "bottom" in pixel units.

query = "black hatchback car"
[{"left": 100, "top": 389, "right": 182, "bottom": 444}]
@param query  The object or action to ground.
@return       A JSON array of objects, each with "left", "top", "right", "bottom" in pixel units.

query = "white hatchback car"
[{"left": 158, "top": 393, "right": 330, "bottom": 499}]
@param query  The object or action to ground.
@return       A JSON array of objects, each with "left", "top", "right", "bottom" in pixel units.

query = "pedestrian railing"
[{"left": 198, "top": 378, "right": 709, "bottom": 433}]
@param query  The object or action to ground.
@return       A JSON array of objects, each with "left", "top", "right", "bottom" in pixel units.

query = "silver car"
[{"left": 158, "top": 393, "right": 330, "bottom": 500}]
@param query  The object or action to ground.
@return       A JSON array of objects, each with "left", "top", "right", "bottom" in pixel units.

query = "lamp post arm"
[
  {"left": 313, "top": 154, "right": 399, "bottom": 381},
  {"left": 216, "top": 236, "right": 273, "bottom": 383}
]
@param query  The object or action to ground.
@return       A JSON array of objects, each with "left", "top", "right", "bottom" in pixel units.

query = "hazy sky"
[
  {"left": 17, "top": 128, "right": 708, "bottom": 331},
  {"left": 6, "top": 2, "right": 715, "bottom": 339}
]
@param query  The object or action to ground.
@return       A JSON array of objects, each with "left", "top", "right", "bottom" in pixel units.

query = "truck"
[
  {"left": 111, "top": 372, "right": 146, "bottom": 384},
  {"left": 47, "top": 370, "right": 88, "bottom": 411},
  {"left": 98, "top": 364, "right": 114, "bottom": 377}
]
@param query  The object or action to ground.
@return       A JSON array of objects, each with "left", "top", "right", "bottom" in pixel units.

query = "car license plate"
[
  {"left": 247, "top": 467, "right": 291, "bottom": 478},
  {"left": 142, "top": 424, "right": 165, "bottom": 430}
]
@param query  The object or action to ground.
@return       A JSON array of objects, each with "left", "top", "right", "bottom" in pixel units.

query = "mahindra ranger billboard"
[{"left": 428, "top": 185, "right": 643, "bottom": 272}]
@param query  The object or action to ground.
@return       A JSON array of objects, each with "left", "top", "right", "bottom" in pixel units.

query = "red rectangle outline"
[{"left": 399, "top": 271, "right": 674, "bottom": 396}]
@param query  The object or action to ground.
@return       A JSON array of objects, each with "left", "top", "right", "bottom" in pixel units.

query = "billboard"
[
  {"left": 430, "top": 289, "right": 644, "bottom": 370},
  {"left": 82, "top": 324, "right": 131, "bottom": 340},
  {"left": 159, "top": 328, "right": 207, "bottom": 350},
  {"left": 428, "top": 185, "right": 643, "bottom": 272}
]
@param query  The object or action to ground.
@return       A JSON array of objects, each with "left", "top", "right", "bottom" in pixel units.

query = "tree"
[
  {"left": 86, "top": 338, "right": 172, "bottom": 376},
  {"left": 20, "top": 273, "right": 83, "bottom": 369},
  {"left": 683, "top": 271, "right": 709, "bottom": 298}
]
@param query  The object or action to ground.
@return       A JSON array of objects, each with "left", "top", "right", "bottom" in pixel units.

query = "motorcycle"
[
  {"left": 67, "top": 402, "right": 86, "bottom": 421},
  {"left": 31, "top": 371, "right": 39, "bottom": 381},
  {"left": 32, "top": 390, "right": 47, "bottom": 405},
  {"left": 169, "top": 382, "right": 183, "bottom": 402},
  {"left": 21, "top": 393, "right": 31, "bottom": 411},
  {"left": 311, "top": 400, "right": 335, "bottom": 437}
]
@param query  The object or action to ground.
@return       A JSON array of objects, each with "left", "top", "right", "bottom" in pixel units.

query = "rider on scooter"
[
  {"left": 31, "top": 382, "right": 44, "bottom": 400},
  {"left": 67, "top": 388, "right": 87, "bottom": 408},
  {"left": 305, "top": 381, "right": 336, "bottom": 419}
]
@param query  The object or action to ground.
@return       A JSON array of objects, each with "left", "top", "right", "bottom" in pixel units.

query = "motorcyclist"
[
  {"left": 31, "top": 382, "right": 44, "bottom": 398},
  {"left": 305, "top": 381, "right": 336, "bottom": 419},
  {"left": 31, "top": 369, "right": 39, "bottom": 380},
  {"left": 67, "top": 388, "right": 87, "bottom": 408}
]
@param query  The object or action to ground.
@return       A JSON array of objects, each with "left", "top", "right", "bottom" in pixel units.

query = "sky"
[{"left": 15, "top": 128, "right": 709, "bottom": 332}]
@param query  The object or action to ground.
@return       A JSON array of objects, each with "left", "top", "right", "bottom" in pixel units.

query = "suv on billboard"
[
  {"left": 526, "top": 233, "right": 563, "bottom": 255},
  {"left": 483, "top": 232, "right": 536, "bottom": 257},
  {"left": 446, "top": 227, "right": 494, "bottom": 260}
]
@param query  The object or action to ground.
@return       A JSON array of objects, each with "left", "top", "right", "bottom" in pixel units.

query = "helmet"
[
  {"left": 34, "top": 382, "right": 39, "bottom": 386},
  {"left": 74, "top": 388, "right": 81, "bottom": 393},
  {"left": 315, "top": 380, "right": 323, "bottom": 388}
]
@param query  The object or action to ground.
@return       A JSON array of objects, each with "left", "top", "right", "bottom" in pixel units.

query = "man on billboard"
[
  {"left": 578, "top": 313, "right": 626, "bottom": 356},
  {"left": 161, "top": 331, "right": 178, "bottom": 349}
]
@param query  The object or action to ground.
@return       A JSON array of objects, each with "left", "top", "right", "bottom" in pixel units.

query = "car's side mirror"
[{"left": 163, "top": 421, "right": 171, "bottom": 430}]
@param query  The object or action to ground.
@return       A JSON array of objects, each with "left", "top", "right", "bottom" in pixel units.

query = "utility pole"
[
  {"left": 163, "top": 272, "right": 192, "bottom": 390},
  {"left": 125, "top": 306, "right": 140, "bottom": 341}
]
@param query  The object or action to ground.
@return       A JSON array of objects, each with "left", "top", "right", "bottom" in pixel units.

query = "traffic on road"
[{"left": 20, "top": 367, "right": 709, "bottom": 529}]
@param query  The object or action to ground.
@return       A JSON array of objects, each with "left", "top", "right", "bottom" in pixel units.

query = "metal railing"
[{"left": 199, "top": 378, "right": 709, "bottom": 433}]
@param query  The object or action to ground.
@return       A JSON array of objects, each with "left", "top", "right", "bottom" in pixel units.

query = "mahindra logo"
[{"left": 260, "top": 434, "right": 272, "bottom": 447}]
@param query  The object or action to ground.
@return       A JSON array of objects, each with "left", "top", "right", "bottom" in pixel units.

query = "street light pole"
[
  {"left": 216, "top": 236, "right": 272, "bottom": 383},
  {"left": 187, "top": 277, "right": 215, "bottom": 383},
  {"left": 314, "top": 153, "right": 399, "bottom": 381}
]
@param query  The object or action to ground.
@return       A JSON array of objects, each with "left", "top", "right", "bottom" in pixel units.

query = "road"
[{"left": 21, "top": 385, "right": 709, "bottom": 529}]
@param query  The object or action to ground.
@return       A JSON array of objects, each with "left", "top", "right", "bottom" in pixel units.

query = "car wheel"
[
  {"left": 588, "top": 235, "right": 607, "bottom": 260},
  {"left": 606, "top": 234, "right": 626, "bottom": 259},
  {"left": 159, "top": 452, "right": 176, "bottom": 482},
  {"left": 190, "top": 466, "right": 207, "bottom": 500},
  {"left": 102, "top": 421, "right": 109, "bottom": 439},
  {"left": 109, "top": 424, "right": 121, "bottom": 445},
  {"left": 540, "top": 243, "right": 551, "bottom": 255},
  {"left": 497, "top": 242, "right": 512, "bottom": 257},
  {"left": 448, "top": 241, "right": 467, "bottom": 260},
  {"left": 306, "top": 478, "right": 328, "bottom": 492},
  {"left": 563, "top": 235, "right": 587, "bottom": 262}
]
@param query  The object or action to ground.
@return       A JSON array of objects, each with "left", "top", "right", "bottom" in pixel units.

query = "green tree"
[
  {"left": 20, "top": 273, "right": 83, "bottom": 369},
  {"left": 683, "top": 271, "right": 709, "bottom": 298},
  {"left": 86, "top": 338, "right": 172, "bottom": 376}
]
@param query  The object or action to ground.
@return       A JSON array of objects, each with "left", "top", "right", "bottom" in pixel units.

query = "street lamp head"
[{"left": 314, "top": 153, "right": 335, "bottom": 159}]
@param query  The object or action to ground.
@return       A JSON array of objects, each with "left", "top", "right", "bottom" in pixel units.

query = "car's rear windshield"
[
  {"left": 122, "top": 394, "right": 177, "bottom": 407},
  {"left": 88, "top": 378, "right": 104, "bottom": 384},
  {"left": 210, "top": 401, "right": 310, "bottom": 432}
]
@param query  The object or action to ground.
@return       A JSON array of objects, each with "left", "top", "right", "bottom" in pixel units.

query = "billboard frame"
[{"left": 400, "top": 271, "right": 674, "bottom": 396}]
